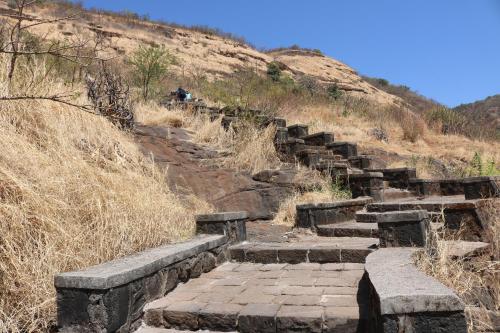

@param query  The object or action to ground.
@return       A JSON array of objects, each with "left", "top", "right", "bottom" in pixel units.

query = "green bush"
[
  {"left": 129, "top": 45, "right": 175, "bottom": 100},
  {"left": 327, "top": 84, "right": 342, "bottom": 100},
  {"left": 266, "top": 61, "right": 282, "bottom": 82},
  {"left": 424, "top": 106, "right": 468, "bottom": 135}
]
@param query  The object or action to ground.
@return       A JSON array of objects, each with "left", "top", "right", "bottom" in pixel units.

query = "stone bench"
[
  {"left": 296, "top": 197, "right": 373, "bottom": 229},
  {"left": 365, "top": 248, "right": 466, "bottom": 333},
  {"left": 55, "top": 234, "right": 228, "bottom": 332},
  {"left": 462, "top": 176, "right": 500, "bottom": 199},
  {"left": 55, "top": 212, "right": 248, "bottom": 332}
]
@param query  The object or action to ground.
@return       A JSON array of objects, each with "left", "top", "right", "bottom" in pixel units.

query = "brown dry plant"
[{"left": 0, "top": 54, "right": 211, "bottom": 332}]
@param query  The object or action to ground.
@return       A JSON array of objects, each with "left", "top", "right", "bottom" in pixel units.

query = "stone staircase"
[{"left": 54, "top": 107, "right": 499, "bottom": 333}]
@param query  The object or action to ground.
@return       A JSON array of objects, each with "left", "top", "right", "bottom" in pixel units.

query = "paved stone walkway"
[{"left": 144, "top": 262, "right": 369, "bottom": 332}]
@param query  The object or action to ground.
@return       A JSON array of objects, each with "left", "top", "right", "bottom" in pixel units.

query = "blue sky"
[{"left": 79, "top": 0, "right": 500, "bottom": 107}]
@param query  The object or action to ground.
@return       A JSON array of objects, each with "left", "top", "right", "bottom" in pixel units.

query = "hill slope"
[
  {"left": 454, "top": 95, "right": 500, "bottom": 138},
  {"left": 0, "top": 1, "right": 400, "bottom": 106}
]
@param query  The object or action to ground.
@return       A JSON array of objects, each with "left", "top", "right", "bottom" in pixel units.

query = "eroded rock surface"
[{"left": 134, "top": 125, "right": 295, "bottom": 220}]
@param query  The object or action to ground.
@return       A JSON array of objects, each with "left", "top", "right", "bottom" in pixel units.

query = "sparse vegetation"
[
  {"left": 0, "top": 33, "right": 210, "bottom": 333},
  {"left": 273, "top": 172, "right": 351, "bottom": 226},
  {"left": 129, "top": 45, "right": 175, "bottom": 100},
  {"left": 416, "top": 201, "right": 499, "bottom": 332}
]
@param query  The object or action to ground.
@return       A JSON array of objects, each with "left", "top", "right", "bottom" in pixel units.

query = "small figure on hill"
[{"left": 175, "top": 87, "right": 187, "bottom": 101}]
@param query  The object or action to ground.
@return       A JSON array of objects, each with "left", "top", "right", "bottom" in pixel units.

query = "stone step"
[
  {"left": 317, "top": 221, "right": 379, "bottom": 238},
  {"left": 144, "top": 262, "right": 370, "bottom": 333},
  {"left": 382, "top": 187, "right": 416, "bottom": 201},
  {"left": 365, "top": 195, "right": 473, "bottom": 213},
  {"left": 301, "top": 131, "right": 335, "bottom": 146},
  {"left": 229, "top": 237, "right": 378, "bottom": 264}
]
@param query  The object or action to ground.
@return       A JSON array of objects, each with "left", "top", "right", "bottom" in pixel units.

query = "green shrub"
[
  {"left": 266, "top": 62, "right": 282, "bottom": 82},
  {"left": 129, "top": 45, "right": 175, "bottom": 100},
  {"left": 466, "top": 152, "right": 499, "bottom": 176},
  {"left": 327, "top": 84, "right": 342, "bottom": 100},
  {"left": 424, "top": 106, "right": 468, "bottom": 135}
]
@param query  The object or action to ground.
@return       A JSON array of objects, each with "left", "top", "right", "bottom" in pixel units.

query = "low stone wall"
[
  {"left": 463, "top": 176, "right": 500, "bottom": 199},
  {"left": 55, "top": 212, "right": 248, "bottom": 333},
  {"left": 296, "top": 197, "right": 373, "bottom": 229},
  {"left": 408, "top": 179, "right": 441, "bottom": 197},
  {"left": 369, "top": 168, "right": 417, "bottom": 190},
  {"left": 365, "top": 248, "right": 467, "bottom": 333},
  {"left": 439, "top": 179, "right": 464, "bottom": 196}
]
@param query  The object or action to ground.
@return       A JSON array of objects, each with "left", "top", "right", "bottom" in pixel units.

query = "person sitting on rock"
[{"left": 175, "top": 87, "right": 187, "bottom": 101}]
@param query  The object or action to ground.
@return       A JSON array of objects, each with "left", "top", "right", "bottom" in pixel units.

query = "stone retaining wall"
[
  {"left": 296, "top": 197, "right": 373, "bottom": 229},
  {"left": 365, "top": 248, "right": 467, "bottom": 333},
  {"left": 55, "top": 212, "right": 248, "bottom": 333}
]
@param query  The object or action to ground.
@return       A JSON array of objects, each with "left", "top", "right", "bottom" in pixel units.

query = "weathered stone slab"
[
  {"left": 55, "top": 235, "right": 227, "bottom": 290},
  {"left": 296, "top": 197, "right": 372, "bottom": 229},
  {"left": 440, "top": 240, "right": 490, "bottom": 259},
  {"left": 238, "top": 303, "right": 280, "bottom": 333},
  {"left": 365, "top": 248, "right": 464, "bottom": 315},
  {"left": 348, "top": 155, "right": 373, "bottom": 170}
]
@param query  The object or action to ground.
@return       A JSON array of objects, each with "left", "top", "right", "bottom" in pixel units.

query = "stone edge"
[
  {"left": 54, "top": 234, "right": 227, "bottom": 290},
  {"left": 365, "top": 248, "right": 464, "bottom": 315}
]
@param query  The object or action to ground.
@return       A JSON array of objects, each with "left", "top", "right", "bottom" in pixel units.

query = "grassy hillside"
[{"left": 0, "top": 1, "right": 499, "bottom": 331}]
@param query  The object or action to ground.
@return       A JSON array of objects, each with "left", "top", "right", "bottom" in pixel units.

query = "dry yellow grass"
[
  {"left": 0, "top": 56, "right": 212, "bottom": 332},
  {"left": 416, "top": 201, "right": 499, "bottom": 332},
  {"left": 280, "top": 102, "right": 500, "bottom": 177},
  {"left": 135, "top": 101, "right": 186, "bottom": 127},
  {"left": 187, "top": 116, "right": 282, "bottom": 174},
  {"left": 273, "top": 169, "right": 351, "bottom": 226}
]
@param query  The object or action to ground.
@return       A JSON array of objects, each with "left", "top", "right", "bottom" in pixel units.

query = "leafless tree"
[
  {"left": 0, "top": 0, "right": 110, "bottom": 110},
  {"left": 86, "top": 63, "right": 134, "bottom": 129}
]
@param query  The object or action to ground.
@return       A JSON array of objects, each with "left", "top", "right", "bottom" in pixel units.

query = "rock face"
[{"left": 134, "top": 125, "right": 295, "bottom": 220}]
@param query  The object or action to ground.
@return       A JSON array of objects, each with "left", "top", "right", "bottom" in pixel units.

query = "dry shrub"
[
  {"left": 188, "top": 116, "right": 282, "bottom": 174},
  {"left": 0, "top": 56, "right": 211, "bottom": 332},
  {"left": 273, "top": 170, "right": 351, "bottom": 226},
  {"left": 134, "top": 101, "right": 186, "bottom": 127},
  {"left": 416, "top": 200, "right": 499, "bottom": 332}
]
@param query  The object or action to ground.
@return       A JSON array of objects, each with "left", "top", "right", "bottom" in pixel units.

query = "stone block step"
[
  {"left": 365, "top": 196, "right": 474, "bottom": 213},
  {"left": 229, "top": 238, "right": 378, "bottom": 264},
  {"left": 144, "top": 262, "right": 370, "bottom": 333},
  {"left": 317, "top": 221, "right": 379, "bottom": 238},
  {"left": 382, "top": 188, "right": 416, "bottom": 201},
  {"left": 301, "top": 131, "right": 335, "bottom": 146}
]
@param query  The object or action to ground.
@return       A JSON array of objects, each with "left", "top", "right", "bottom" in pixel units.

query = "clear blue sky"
[{"left": 79, "top": 0, "right": 500, "bottom": 107}]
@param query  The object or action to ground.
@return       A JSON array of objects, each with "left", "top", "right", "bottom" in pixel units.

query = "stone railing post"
[{"left": 195, "top": 211, "right": 248, "bottom": 244}]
